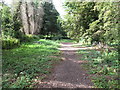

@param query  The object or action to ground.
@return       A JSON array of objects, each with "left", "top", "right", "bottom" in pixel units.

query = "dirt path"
[{"left": 38, "top": 43, "right": 94, "bottom": 88}]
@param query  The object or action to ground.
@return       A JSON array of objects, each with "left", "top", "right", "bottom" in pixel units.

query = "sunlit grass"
[
  {"left": 56, "top": 39, "right": 76, "bottom": 43},
  {"left": 78, "top": 49, "right": 119, "bottom": 88},
  {"left": 2, "top": 39, "right": 60, "bottom": 88}
]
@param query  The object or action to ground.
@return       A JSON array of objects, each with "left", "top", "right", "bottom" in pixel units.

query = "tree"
[
  {"left": 89, "top": 2, "right": 119, "bottom": 45},
  {"left": 62, "top": 1, "right": 98, "bottom": 42},
  {"left": 1, "top": 2, "right": 14, "bottom": 37},
  {"left": 41, "top": 2, "right": 60, "bottom": 37},
  {"left": 62, "top": 1, "right": 119, "bottom": 45}
]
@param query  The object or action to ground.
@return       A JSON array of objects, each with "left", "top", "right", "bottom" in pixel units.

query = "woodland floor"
[{"left": 37, "top": 43, "right": 94, "bottom": 88}]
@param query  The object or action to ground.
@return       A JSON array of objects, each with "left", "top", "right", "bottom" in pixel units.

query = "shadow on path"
[{"left": 37, "top": 43, "right": 94, "bottom": 88}]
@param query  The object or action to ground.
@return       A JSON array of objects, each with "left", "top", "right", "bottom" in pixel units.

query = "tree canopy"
[
  {"left": 61, "top": 1, "right": 119, "bottom": 45},
  {"left": 41, "top": 2, "right": 60, "bottom": 36}
]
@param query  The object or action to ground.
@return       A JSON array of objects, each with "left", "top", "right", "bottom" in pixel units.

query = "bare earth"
[{"left": 37, "top": 43, "right": 94, "bottom": 88}]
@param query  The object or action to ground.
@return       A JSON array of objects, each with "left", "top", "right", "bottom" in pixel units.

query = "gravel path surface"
[{"left": 37, "top": 43, "right": 94, "bottom": 88}]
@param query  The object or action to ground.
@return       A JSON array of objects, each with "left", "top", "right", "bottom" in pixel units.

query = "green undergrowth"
[
  {"left": 2, "top": 39, "right": 60, "bottom": 88},
  {"left": 56, "top": 39, "right": 76, "bottom": 43},
  {"left": 78, "top": 49, "right": 119, "bottom": 89}
]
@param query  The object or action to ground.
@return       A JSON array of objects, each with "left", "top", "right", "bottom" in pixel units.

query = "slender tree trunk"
[{"left": 20, "top": 1, "right": 30, "bottom": 34}]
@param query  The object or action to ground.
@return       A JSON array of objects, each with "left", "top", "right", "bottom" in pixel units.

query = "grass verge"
[
  {"left": 56, "top": 39, "right": 76, "bottom": 43},
  {"left": 78, "top": 49, "right": 119, "bottom": 89},
  {"left": 2, "top": 39, "right": 60, "bottom": 88}
]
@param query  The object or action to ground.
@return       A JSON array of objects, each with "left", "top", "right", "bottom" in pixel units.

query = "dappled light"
[
  {"left": 38, "top": 80, "right": 93, "bottom": 88},
  {"left": 1, "top": 0, "right": 119, "bottom": 89},
  {"left": 58, "top": 43, "right": 99, "bottom": 51},
  {"left": 36, "top": 43, "right": 94, "bottom": 88}
]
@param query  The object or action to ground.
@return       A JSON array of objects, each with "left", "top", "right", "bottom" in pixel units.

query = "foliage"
[
  {"left": 89, "top": 2, "right": 119, "bottom": 45},
  {"left": 1, "top": 2, "right": 14, "bottom": 37},
  {"left": 1, "top": 2, "right": 22, "bottom": 38},
  {"left": 12, "top": 3, "right": 23, "bottom": 40},
  {"left": 1, "top": 2, "right": 23, "bottom": 49},
  {"left": 2, "top": 39, "right": 60, "bottom": 88},
  {"left": 20, "top": 34, "right": 40, "bottom": 42},
  {"left": 62, "top": 1, "right": 119, "bottom": 45},
  {"left": 56, "top": 39, "right": 76, "bottom": 43},
  {"left": 1, "top": 0, "right": 119, "bottom": 89},
  {"left": 78, "top": 49, "right": 119, "bottom": 88},
  {"left": 2, "top": 36, "right": 20, "bottom": 49},
  {"left": 62, "top": 1, "right": 98, "bottom": 42},
  {"left": 41, "top": 2, "right": 61, "bottom": 37}
]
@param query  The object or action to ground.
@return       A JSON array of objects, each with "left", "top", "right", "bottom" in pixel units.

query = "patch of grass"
[
  {"left": 56, "top": 39, "right": 76, "bottom": 43},
  {"left": 2, "top": 39, "right": 60, "bottom": 88},
  {"left": 78, "top": 49, "right": 120, "bottom": 89},
  {"left": 73, "top": 44, "right": 92, "bottom": 47}
]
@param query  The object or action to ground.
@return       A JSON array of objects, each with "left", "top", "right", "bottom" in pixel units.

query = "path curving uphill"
[{"left": 38, "top": 43, "right": 94, "bottom": 88}]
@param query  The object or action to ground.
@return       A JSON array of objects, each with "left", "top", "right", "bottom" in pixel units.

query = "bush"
[
  {"left": 20, "top": 34, "right": 40, "bottom": 42},
  {"left": 2, "top": 36, "right": 20, "bottom": 49},
  {"left": 38, "top": 35, "right": 44, "bottom": 39},
  {"left": 2, "top": 34, "right": 40, "bottom": 49}
]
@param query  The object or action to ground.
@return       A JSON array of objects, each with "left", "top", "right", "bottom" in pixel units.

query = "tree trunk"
[
  {"left": 18, "top": 0, "right": 44, "bottom": 35},
  {"left": 20, "top": 1, "right": 30, "bottom": 34}
]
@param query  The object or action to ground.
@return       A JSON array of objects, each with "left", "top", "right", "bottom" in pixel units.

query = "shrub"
[
  {"left": 20, "top": 34, "right": 40, "bottom": 42},
  {"left": 38, "top": 35, "right": 44, "bottom": 39},
  {"left": 2, "top": 36, "right": 20, "bottom": 49}
]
